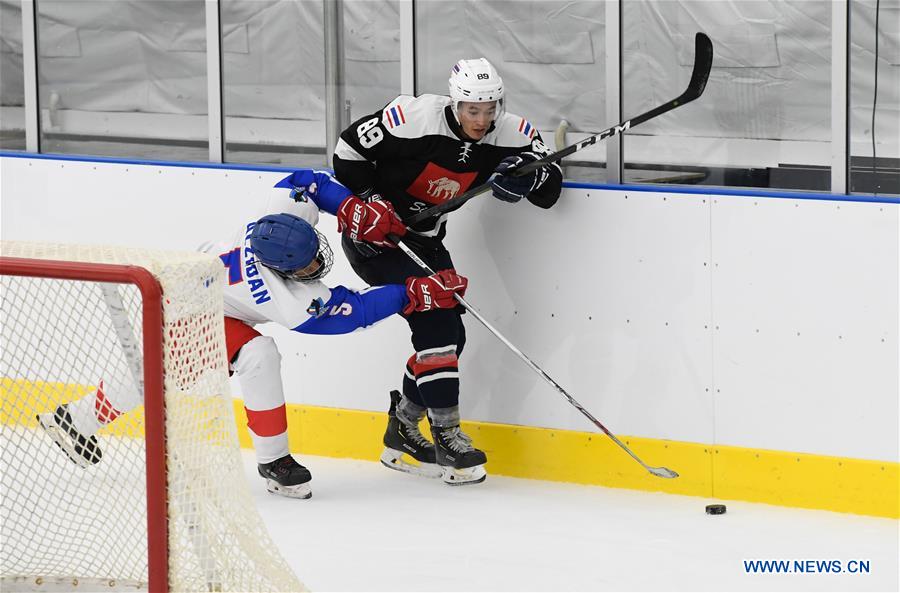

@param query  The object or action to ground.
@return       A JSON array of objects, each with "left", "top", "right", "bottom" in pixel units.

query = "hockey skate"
[
  {"left": 37, "top": 404, "right": 103, "bottom": 468},
  {"left": 380, "top": 390, "right": 441, "bottom": 479},
  {"left": 431, "top": 424, "right": 487, "bottom": 486},
  {"left": 257, "top": 455, "right": 312, "bottom": 499}
]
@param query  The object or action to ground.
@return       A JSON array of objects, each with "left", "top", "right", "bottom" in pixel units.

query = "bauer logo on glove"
[
  {"left": 403, "top": 270, "right": 468, "bottom": 315},
  {"left": 337, "top": 195, "right": 407, "bottom": 247}
]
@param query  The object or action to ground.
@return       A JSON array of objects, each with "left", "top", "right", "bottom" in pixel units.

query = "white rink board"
[
  {"left": 1, "top": 155, "right": 897, "bottom": 463},
  {"left": 443, "top": 187, "right": 715, "bottom": 445},
  {"left": 710, "top": 197, "right": 899, "bottom": 461}
]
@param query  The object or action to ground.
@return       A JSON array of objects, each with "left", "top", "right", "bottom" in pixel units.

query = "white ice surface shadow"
[{"left": 242, "top": 452, "right": 899, "bottom": 592}]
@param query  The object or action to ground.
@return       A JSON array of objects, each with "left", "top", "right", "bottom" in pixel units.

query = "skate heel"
[
  {"left": 380, "top": 447, "right": 442, "bottom": 479},
  {"left": 381, "top": 390, "right": 440, "bottom": 479},
  {"left": 430, "top": 422, "right": 488, "bottom": 487},
  {"left": 440, "top": 464, "right": 486, "bottom": 486},
  {"left": 257, "top": 455, "right": 312, "bottom": 499},
  {"left": 263, "top": 478, "right": 312, "bottom": 499}
]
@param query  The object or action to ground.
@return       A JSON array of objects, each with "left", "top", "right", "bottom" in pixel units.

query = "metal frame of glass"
[
  {"left": 21, "top": 0, "right": 39, "bottom": 153},
  {"left": 832, "top": 0, "right": 849, "bottom": 193},
  {"left": 207, "top": 0, "right": 224, "bottom": 163},
  {"left": 10, "top": 0, "right": 875, "bottom": 195}
]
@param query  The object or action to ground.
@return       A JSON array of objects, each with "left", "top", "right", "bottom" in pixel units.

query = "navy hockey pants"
[{"left": 341, "top": 235, "right": 466, "bottom": 411}]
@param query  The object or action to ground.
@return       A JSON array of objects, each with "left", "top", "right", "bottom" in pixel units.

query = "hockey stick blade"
[
  {"left": 404, "top": 32, "right": 713, "bottom": 227},
  {"left": 649, "top": 467, "right": 679, "bottom": 479}
]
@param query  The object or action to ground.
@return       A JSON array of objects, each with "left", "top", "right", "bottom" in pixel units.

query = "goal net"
[{"left": 0, "top": 241, "right": 305, "bottom": 592}]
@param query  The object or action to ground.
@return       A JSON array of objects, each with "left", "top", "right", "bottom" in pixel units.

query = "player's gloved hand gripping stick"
[
  {"left": 405, "top": 32, "right": 714, "bottom": 227},
  {"left": 386, "top": 232, "right": 679, "bottom": 480}
]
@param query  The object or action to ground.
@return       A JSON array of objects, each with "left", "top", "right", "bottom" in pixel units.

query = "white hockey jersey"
[{"left": 199, "top": 170, "right": 407, "bottom": 334}]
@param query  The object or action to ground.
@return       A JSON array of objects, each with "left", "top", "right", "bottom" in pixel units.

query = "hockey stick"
[
  {"left": 405, "top": 32, "right": 713, "bottom": 227},
  {"left": 392, "top": 236, "right": 678, "bottom": 479},
  {"left": 100, "top": 284, "right": 145, "bottom": 394}
]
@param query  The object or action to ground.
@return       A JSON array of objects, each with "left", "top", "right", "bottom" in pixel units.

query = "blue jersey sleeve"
[
  {"left": 274, "top": 169, "right": 352, "bottom": 215},
  {"left": 292, "top": 284, "right": 407, "bottom": 335}
]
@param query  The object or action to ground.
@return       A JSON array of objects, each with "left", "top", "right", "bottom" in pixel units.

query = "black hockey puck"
[{"left": 705, "top": 504, "right": 726, "bottom": 515}]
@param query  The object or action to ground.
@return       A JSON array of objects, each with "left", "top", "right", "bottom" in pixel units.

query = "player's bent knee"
[{"left": 232, "top": 336, "right": 281, "bottom": 378}]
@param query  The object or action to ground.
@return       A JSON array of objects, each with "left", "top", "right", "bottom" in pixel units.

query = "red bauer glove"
[
  {"left": 336, "top": 196, "right": 407, "bottom": 247},
  {"left": 403, "top": 269, "right": 468, "bottom": 314}
]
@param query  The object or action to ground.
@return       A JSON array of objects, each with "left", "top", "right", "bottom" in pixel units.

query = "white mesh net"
[{"left": 0, "top": 241, "right": 305, "bottom": 592}]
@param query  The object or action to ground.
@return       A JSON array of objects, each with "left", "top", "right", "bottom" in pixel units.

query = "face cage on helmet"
[{"left": 281, "top": 230, "right": 334, "bottom": 283}]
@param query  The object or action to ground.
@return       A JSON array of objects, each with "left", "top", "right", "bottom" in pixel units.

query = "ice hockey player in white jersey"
[
  {"left": 37, "top": 169, "right": 468, "bottom": 499},
  {"left": 332, "top": 58, "right": 563, "bottom": 485}
]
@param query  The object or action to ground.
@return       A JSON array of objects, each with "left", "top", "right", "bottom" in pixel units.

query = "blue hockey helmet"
[{"left": 249, "top": 213, "right": 333, "bottom": 281}]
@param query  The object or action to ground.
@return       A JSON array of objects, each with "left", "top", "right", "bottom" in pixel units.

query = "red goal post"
[{"left": 0, "top": 242, "right": 303, "bottom": 593}]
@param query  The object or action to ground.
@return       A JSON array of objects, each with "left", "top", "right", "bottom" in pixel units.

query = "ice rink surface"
[{"left": 242, "top": 453, "right": 899, "bottom": 592}]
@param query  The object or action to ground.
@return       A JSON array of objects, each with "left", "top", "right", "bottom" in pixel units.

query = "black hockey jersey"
[{"left": 333, "top": 94, "right": 562, "bottom": 241}]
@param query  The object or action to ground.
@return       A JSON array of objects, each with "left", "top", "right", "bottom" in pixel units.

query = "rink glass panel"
[
  {"left": 2, "top": 0, "right": 895, "bottom": 193},
  {"left": 221, "top": 0, "right": 326, "bottom": 167},
  {"left": 621, "top": 0, "right": 833, "bottom": 191},
  {"left": 849, "top": 0, "right": 900, "bottom": 196},
  {"left": 415, "top": 0, "right": 609, "bottom": 176},
  {"left": 219, "top": 0, "right": 400, "bottom": 167},
  {"left": 341, "top": 1, "right": 400, "bottom": 130},
  {"left": 35, "top": 0, "right": 209, "bottom": 161},
  {"left": 0, "top": 0, "right": 25, "bottom": 151}
]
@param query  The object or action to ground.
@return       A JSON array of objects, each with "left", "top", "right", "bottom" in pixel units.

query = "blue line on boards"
[
  {"left": 0, "top": 150, "right": 297, "bottom": 174},
  {"left": 564, "top": 180, "right": 899, "bottom": 205},
  {"left": 2, "top": 150, "right": 897, "bottom": 205}
]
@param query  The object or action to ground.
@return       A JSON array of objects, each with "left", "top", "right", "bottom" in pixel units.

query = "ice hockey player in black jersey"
[{"left": 333, "top": 57, "right": 563, "bottom": 486}]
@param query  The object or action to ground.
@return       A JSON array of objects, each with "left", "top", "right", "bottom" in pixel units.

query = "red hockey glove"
[
  {"left": 403, "top": 269, "right": 468, "bottom": 315},
  {"left": 337, "top": 196, "right": 407, "bottom": 247}
]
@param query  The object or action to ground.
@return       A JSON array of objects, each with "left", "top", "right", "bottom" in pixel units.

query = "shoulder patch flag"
[
  {"left": 518, "top": 118, "right": 536, "bottom": 139},
  {"left": 384, "top": 104, "right": 407, "bottom": 129}
]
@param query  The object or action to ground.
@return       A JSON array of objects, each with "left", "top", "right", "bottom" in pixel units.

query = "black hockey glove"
[{"left": 490, "top": 152, "right": 550, "bottom": 203}]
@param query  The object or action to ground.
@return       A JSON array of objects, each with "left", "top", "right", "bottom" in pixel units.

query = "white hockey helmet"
[{"left": 448, "top": 58, "right": 505, "bottom": 120}]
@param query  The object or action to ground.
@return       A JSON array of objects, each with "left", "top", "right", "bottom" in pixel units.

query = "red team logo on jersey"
[{"left": 406, "top": 163, "right": 478, "bottom": 205}]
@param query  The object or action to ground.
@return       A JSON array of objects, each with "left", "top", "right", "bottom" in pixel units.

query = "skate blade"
[
  {"left": 264, "top": 479, "right": 312, "bottom": 499},
  {"left": 441, "top": 464, "right": 486, "bottom": 486},
  {"left": 37, "top": 413, "right": 94, "bottom": 469},
  {"left": 380, "top": 448, "right": 442, "bottom": 479}
]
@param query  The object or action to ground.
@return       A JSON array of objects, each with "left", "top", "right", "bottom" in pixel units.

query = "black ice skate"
[
  {"left": 37, "top": 404, "right": 103, "bottom": 468},
  {"left": 257, "top": 455, "right": 312, "bottom": 499},
  {"left": 430, "top": 424, "right": 487, "bottom": 486},
  {"left": 380, "top": 390, "right": 441, "bottom": 479}
]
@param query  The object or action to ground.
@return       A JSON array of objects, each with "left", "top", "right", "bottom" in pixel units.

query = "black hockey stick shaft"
[
  {"left": 405, "top": 32, "right": 713, "bottom": 227},
  {"left": 391, "top": 234, "right": 678, "bottom": 479}
]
